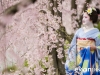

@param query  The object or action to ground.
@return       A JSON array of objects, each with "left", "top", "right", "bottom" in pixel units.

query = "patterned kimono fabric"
[
  {"left": 76, "top": 38, "right": 98, "bottom": 75},
  {"left": 65, "top": 38, "right": 100, "bottom": 75},
  {"left": 65, "top": 28, "right": 100, "bottom": 75}
]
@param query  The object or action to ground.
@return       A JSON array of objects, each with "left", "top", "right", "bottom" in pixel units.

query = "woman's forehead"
[{"left": 83, "top": 12, "right": 89, "bottom": 16}]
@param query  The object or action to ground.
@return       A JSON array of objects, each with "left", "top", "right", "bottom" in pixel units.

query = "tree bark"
[{"left": 48, "top": 0, "right": 66, "bottom": 75}]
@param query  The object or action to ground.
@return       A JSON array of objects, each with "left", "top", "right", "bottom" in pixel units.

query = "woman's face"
[{"left": 82, "top": 12, "right": 92, "bottom": 25}]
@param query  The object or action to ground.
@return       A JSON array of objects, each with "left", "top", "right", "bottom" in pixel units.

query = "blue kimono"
[{"left": 65, "top": 28, "right": 100, "bottom": 75}]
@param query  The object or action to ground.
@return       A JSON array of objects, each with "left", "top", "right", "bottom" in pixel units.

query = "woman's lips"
[{"left": 82, "top": 21, "right": 85, "bottom": 23}]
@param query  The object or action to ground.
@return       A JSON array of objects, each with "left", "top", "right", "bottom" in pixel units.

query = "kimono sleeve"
[
  {"left": 95, "top": 33, "right": 100, "bottom": 59},
  {"left": 68, "top": 28, "right": 81, "bottom": 53}
]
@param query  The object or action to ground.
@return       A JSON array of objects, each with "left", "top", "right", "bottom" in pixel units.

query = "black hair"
[
  {"left": 86, "top": 8, "right": 100, "bottom": 23},
  {"left": 96, "top": 8, "right": 100, "bottom": 14},
  {"left": 31, "top": 0, "right": 37, "bottom": 3}
]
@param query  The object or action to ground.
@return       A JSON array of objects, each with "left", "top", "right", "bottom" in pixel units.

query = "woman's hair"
[
  {"left": 96, "top": 8, "right": 100, "bottom": 14},
  {"left": 85, "top": 7, "right": 100, "bottom": 23}
]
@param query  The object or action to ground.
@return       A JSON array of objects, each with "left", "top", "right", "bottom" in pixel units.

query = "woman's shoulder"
[
  {"left": 75, "top": 28, "right": 83, "bottom": 35},
  {"left": 77, "top": 28, "right": 83, "bottom": 31},
  {"left": 94, "top": 28, "right": 100, "bottom": 38}
]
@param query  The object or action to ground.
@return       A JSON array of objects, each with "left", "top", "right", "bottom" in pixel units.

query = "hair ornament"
[{"left": 86, "top": 7, "right": 96, "bottom": 15}]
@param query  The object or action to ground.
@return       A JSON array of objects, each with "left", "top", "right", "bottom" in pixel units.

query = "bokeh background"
[{"left": 0, "top": 0, "right": 100, "bottom": 75}]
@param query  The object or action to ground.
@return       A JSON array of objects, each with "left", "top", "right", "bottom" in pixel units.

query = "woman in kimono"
[{"left": 65, "top": 7, "right": 100, "bottom": 75}]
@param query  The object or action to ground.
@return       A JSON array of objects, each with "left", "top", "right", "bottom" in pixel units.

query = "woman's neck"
[{"left": 82, "top": 22, "right": 94, "bottom": 33}]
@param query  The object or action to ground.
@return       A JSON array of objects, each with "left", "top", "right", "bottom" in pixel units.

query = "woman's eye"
[{"left": 83, "top": 16, "right": 87, "bottom": 18}]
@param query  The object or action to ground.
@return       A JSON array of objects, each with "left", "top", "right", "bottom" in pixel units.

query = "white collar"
[{"left": 82, "top": 23, "right": 95, "bottom": 33}]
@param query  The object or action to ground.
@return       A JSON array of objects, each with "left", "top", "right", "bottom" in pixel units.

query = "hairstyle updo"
[{"left": 86, "top": 7, "right": 100, "bottom": 23}]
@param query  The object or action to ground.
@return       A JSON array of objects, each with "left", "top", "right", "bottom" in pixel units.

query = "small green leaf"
[
  {"left": 98, "top": 22, "right": 100, "bottom": 31},
  {"left": 97, "top": 46, "right": 100, "bottom": 49},
  {"left": 45, "top": 57, "right": 48, "bottom": 62},
  {"left": 64, "top": 45, "right": 67, "bottom": 50},
  {"left": 3, "top": 65, "right": 17, "bottom": 73},
  {"left": 98, "top": 34, "right": 100, "bottom": 39},
  {"left": 24, "top": 59, "right": 29, "bottom": 67},
  {"left": 39, "top": 60, "right": 47, "bottom": 70}
]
